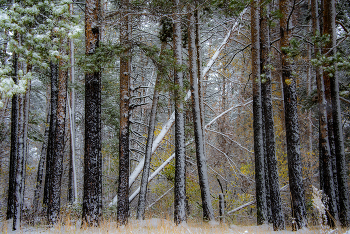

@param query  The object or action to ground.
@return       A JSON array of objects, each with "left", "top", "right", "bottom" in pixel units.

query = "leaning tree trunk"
[
  {"left": 280, "top": 0, "right": 307, "bottom": 229},
  {"left": 173, "top": 0, "right": 187, "bottom": 225},
  {"left": 188, "top": 3, "right": 215, "bottom": 222},
  {"left": 7, "top": 52, "right": 18, "bottom": 220},
  {"left": 68, "top": 2, "right": 78, "bottom": 204},
  {"left": 136, "top": 41, "right": 166, "bottom": 220},
  {"left": 260, "top": 1, "right": 285, "bottom": 230},
  {"left": 117, "top": 0, "right": 130, "bottom": 226},
  {"left": 43, "top": 62, "right": 59, "bottom": 211},
  {"left": 82, "top": 0, "right": 102, "bottom": 226},
  {"left": 323, "top": 0, "right": 350, "bottom": 226},
  {"left": 312, "top": 0, "right": 339, "bottom": 227},
  {"left": 47, "top": 57, "right": 68, "bottom": 224},
  {"left": 251, "top": 0, "right": 268, "bottom": 225}
]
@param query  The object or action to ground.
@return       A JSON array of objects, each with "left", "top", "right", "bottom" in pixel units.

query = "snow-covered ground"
[{"left": 1, "top": 218, "right": 349, "bottom": 234}]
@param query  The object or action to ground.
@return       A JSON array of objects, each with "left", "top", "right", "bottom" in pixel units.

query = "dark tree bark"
[
  {"left": 323, "top": 0, "right": 350, "bottom": 226},
  {"left": 12, "top": 98, "right": 24, "bottom": 231},
  {"left": 7, "top": 52, "right": 18, "bottom": 220},
  {"left": 43, "top": 62, "right": 59, "bottom": 211},
  {"left": 173, "top": 0, "right": 187, "bottom": 225},
  {"left": 82, "top": 0, "right": 102, "bottom": 226},
  {"left": 188, "top": 3, "right": 215, "bottom": 222},
  {"left": 48, "top": 58, "right": 68, "bottom": 224},
  {"left": 312, "top": 0, "right": 339, "bottom": 227},
  {"left": 321, "top": 0, "right": 340, "bottom": 213},
  {"left": 251, "top": 0, "right": 268, "bottom": 225},
  {"left": 262, "top": 117, "right": 272, "bottom": 224},
  {"left": 219, "top": 193, "right": 225, "bottom": 223},
  {"left": 280, "top": 0, "right": 307, "bottom": 229},
  {"left": 260, "top": 1, "right": 285, "bottom": 230},
  {"left": 117, "top": 0, "right": 130, "bottom": 226}
]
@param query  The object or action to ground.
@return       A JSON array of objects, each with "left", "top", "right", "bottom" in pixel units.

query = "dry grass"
[{"left": 2, "top": 217, "right": 349, "bottom": 234}]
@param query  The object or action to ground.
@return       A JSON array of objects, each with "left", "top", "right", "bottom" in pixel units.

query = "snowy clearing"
[{"left": 1, "top": 218, "right": 349, "bottom": 234}]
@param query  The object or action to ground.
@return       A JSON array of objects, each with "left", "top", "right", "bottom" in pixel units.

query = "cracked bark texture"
[
  {"left": 83, "top": 0, "right": 102, "bottom": 226},
  {"left": 280, "top": 0, "right": 307, "bottom": 229},
  {"left": 260, "top": 1, "right": 285, "bottom": 230},
  {"left": 48, "top": 57, "right": 68, "bottom": 224},
  {"left": 323, "top": 0, "right": 350, "bottom": 226},
  {"left": 7, "top": 52, "right": 18, "bottom": 220},
  {"left": 251, "top": 0, "right": 268, "bottom": 225},
  {"left": 117, "top": 0, "right": 130, "bottom": 226},
  {"left": 13, "top": 78, "right": 30, "bottom": 230},
  {"left": 173, "top": 0, "right": 187, "bottom": 225},
  {"left": 43, "top": 62, "right": 59, "bottom": 212}
]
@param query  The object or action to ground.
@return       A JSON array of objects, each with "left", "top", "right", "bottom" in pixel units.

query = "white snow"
[{"left": 0, "top": 219, "right": 340, "bottom": 234}]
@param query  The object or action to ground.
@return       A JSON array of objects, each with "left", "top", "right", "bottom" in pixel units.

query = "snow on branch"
[
  {"left": 205, "top": 100, "right": 252, "bottom": 130},
  {"left": 108, "top": 9, "right": 248, "bottom": 207}
]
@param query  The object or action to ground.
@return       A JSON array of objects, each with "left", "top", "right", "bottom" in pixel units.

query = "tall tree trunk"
[
  {"left": 7, "top": 52, "right": 18, "bottom": 220},
  {"left": 13, "top": 78, "right": 30, "bottom": 230},
  {"left": 48, "top": 57, "right": 68, "bottom": 224},
  {"left": 188, "top": 3, "right": 215, "bottom": 222},
  {"left": 117, "top": 0, "right": 130, "bottom": 225},
  {"left": 83, "top": 0, "right": 102, "bottom": 226},
  {"left": 260, "top": 1, "right": 285, "bottom": 230},
  {"left": 43, "top": 62, "right": 59, "bottom": 211},
  {"left": 321, "top": 0, "right": 339, "bottom": 214},
  {"left": 251, "top": 0, "right": 268, "bottom": 225},
  {"left": 279, "top": 0, "right": 307, "bottom": 229},
  {"left": 173, "top": 0, "right": 187, "bottom": 225},
  {"left": 312, "top": 0, "right": 339, "bottom": 227},
  {"left": 136, "top": 42, "right": 166, "bottom": 220},
  {"left": 323, "top": 0, "right": 350, "bottom": 226}
]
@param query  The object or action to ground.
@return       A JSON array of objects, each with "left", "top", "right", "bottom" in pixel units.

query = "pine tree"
[
  {"left": 173, "top": 0, "right": 187, "bottom": 225},
  {"left": 312, "top": 0, "right": 339, "bottom": 227},
  {"left": 188, "top": 2, "right": 215, "bottom": 222},
  {"left": 323, "top": 0, "right": 350, "bottom": 226},
  {"left": 260, "top": 1, "right": 285, "bottom": 230},
  {"left": 117, "top": 0, "right": 131, "bottom": 225},
  {"left": 47, "top": 54, "right": 68, "bottom": 224},
  {"left": 82, "top": 0, "right": 102, "bottom": 226},
  {"left": 251, "top": 0, "right": 268, "bottom": 225},
  {"left": 280, "top": 0, "right": 307, "bottom": 228}
]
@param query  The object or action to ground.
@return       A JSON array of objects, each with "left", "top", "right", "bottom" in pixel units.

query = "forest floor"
[{"left": 1, "top": 218, "right": 350, "bottom": 234}]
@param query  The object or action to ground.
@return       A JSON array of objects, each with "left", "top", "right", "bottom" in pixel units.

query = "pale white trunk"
[
  {"left": 69, "top": 3, "right": 78, "bottom": 204},
  {"left": 68, "top": 99, "right": 78, "bottom": 203}
]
